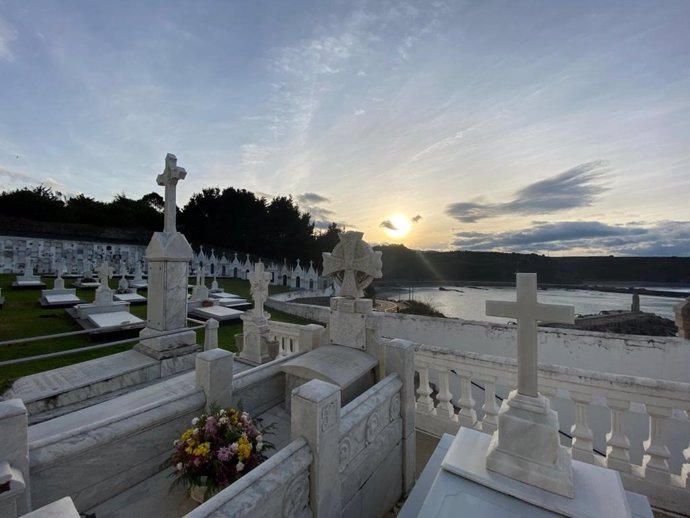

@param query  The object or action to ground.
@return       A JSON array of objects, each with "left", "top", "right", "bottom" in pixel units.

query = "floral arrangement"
[{"left": 169, "top": 406, "right": 272, "bottom": 499}]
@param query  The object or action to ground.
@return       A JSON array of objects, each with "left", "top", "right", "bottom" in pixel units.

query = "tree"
[{"left": 0, "top": 185, "right": 65, "bottom": 221}]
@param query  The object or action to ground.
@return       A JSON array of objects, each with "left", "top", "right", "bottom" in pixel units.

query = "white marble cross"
[
  {"left": 97, "top": 261, "right": 114, "bottom": 289},
  {"left": 322, "top": 231, "right": 382, "bottom": 298},
  {"left": 156, "top": 153, "right": 187, "bottom": 234},
  {"left": 248, "top": 260, "right": 272, "bottom": 319},
  {"left": 486, "top": 273, "right": 574, "bottom": 398},
  {"left": 23, "top": 257, "right": 33, "bottom": 276}
]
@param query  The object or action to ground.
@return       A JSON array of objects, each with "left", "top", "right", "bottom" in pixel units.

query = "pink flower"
[
  {"left": 204, "top": 416, "right": 218, "bottom": 435},
  {"left": 217, "top": 446, "right": 234, "bottom": 462}
]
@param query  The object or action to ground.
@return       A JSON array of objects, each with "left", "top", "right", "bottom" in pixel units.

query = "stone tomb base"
[
  {"left": 188, "top": 304, "right": 243, "bottom": 322},
  {"left": 39, "top": 289, "right": 84, "bottom": 308}
]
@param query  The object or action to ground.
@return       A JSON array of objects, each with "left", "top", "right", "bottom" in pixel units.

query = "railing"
[
  {"left": 268, "top": 321, "right": 324, "bottom": 358},
  {"left": 414, "top": 344, "right": 690, "bottom": 514}
]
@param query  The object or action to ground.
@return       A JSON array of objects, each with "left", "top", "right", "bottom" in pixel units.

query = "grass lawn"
[{"left": 0, "top": 273, "right": 313, "bottom": 392}]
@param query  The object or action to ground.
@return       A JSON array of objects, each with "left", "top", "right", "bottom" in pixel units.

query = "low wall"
[
  {"left": 28, "top": 373, "right": 204, "bottom": 510},
  {"left": 339, "top": 374, "right": 404, "bottom": 518},
  {"left": 231, "top": 356, "right": 295, "bottom": 415},
  {"left": 185, "top": 438, "right": 312, "bottom": 518},
  {"left": 267, "top": 292, "right": 329, "bottom": 324}
]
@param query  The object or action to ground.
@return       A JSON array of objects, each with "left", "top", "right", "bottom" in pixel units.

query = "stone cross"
[
  {"left": 248, "top": 260, "right": 272, "bottom": 319},
  {"left": 23, "top": 257, "right": 33, "bottom": 276},
  {"left": 156, "top": 153, "right": 187, "bottom": 234},
  {"left": 486, "top": 273, "right": 574, "bottom": 398},
  {"left": 97, "top": 261, "right": 114, "bottom": 289},
  {"left": 322, "top": 231, "right": 382, "bottom": 298},
  {"left": 56, "top": 259, "right": 65, "bottom": 280}
]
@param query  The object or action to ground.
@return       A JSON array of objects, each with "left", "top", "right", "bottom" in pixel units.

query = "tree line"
[{"left": 0, "top": 185, "right": 341, "bottom": 264}]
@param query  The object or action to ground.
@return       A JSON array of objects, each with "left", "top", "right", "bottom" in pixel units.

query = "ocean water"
[{"left": 377, "top": 285, "right": 685, "bottom": 323}]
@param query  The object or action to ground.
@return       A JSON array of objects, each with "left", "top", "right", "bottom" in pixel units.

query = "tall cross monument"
[
  {"left": 248, "top": 260, "right": 272, "bottom": 320},
  {"left": 135, "top": 154, "right": 198, "bottom": 361},
  {"left": 240, "top": 260, "right": 274, "bottom": 365},
  {"left": 485, "top": 273, "right": 576, "bottom": 498}
]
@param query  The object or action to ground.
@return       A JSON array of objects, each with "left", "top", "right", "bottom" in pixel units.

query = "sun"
[{"left": 383, "top": 213, "right": 412, "bottom": 240}]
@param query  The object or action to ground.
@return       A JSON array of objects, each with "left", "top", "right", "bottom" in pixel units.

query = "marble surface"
[
  {"left": 22, "top": 497, "right": 80, "bottom": 518},
  {"left": 282, "top": 345, "right": 377, "bottom": 389},
  {"left": 113, "top": 292, "right": 147, "bottom": 303},
  {"left": 41, "top": 293, "right": 82, "bottom": 306},
  {"left": 189, "top": 305, "right": 243, "bottom": 321},
  {"left": 440, "top": 428, "right": 634, "bottom": 518},
  {"left": 88, "top": 311, "right": 144, "bottom": 329}
]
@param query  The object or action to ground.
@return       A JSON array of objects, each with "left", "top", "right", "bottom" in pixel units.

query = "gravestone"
[
  {"left": 239, "top": 261, "right": 274, "bottom": 364},
  {"left": 13, "top": 257, "right": 45, "bottom": 288},
  {"left": 282, "top": 231, "right": 382, "bottom": 407},
  {"left": 39, "top": 260, "right": 83, "bottom": 307},
  {"left": 135, "top": 154, "right": 199, "bottom": 360},
  {"left": 401, "top": 273, "right": 650, "bottom": 518}
]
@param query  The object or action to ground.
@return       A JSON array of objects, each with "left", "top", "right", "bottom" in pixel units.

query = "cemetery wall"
[{"left": 186, "top": 437, "right": 312, "bottom": 518}]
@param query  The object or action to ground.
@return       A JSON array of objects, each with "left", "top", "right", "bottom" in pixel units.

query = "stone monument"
[
  {"left": 94, "top": 261, "right": 115, "bottom": 305},
  {"left": 322, "top": 230, "right": 382, "bottom": 349},
  {"left": 239, "top": 260, "right": 274, "bottom": 365},
  {"left": 484, "top": 273, "right": 575, "bottom": 496},
  {"left": 135, "top": 154, "right": 199, "bottom": 360}
]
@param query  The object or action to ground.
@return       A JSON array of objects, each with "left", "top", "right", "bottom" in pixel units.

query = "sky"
[{"left": 0, "top": 0, "right": 689, "bottom": 256}]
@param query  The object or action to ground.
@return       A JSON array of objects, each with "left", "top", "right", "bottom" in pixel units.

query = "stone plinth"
[
  {"left": 238, "top": 311, "right": 273, "bottom": 365},
  {"left": 486, "top": 391, "right": 574, "bottom": 498},
  {"left": 674, "top": 297, "right": 690, "bottom": 338},
  {"left": 329, "top": 297, "right": 373, "bottom": 350}
]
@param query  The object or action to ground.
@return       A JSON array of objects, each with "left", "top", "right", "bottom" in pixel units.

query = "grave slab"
[
  {"left": 39, "top": 289, "right": 83, "bottom": 308},
  {"left": 88, "top": 311, "right": 144, "bottom": 330},
  {"left": 113, "top": 292, "right": 147, "bottom": 304},
  {"left": 209, "top": 291, "right": 240, "bottom": 299},
  {"left": 189, "top": 305, "right": 243, "bottom": 322},
  {"left": 12, "top": 279, "right": 46, "bottom": 289}
]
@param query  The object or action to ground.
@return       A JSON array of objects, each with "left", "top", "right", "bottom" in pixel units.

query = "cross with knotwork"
[
  {"left": 157, "top": 153, "right": 187, "bottom": 234},
  {"left": 322, "top": 231, "right": 382, "bottom": 298},
  {"left": 248, "top": 260, "right": 272, "bottom": 319},
  {"left": 485, "top": 273, "right": 574, "bottom": 398},
  {"left": 97, "top": 261, "right": 114, "bottom": 289}
]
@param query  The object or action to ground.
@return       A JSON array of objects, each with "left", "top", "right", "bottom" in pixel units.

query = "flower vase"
[{"left": 190, "top": 483, "right": 208, "bottom": 504}]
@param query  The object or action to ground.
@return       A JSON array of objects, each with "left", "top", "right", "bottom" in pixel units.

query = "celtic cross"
[{"left": 322, "top": 231, "right": 382, "bottom": 298}]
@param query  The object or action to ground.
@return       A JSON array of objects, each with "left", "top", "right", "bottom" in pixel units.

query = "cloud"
[
  {"left": 297, "top": 192, "right": 330, "bottom": 205},
  {"left": 446, "top": 161, "right": 609, "bottom": 223},
  {"left": 380, "top": 219, "right": 398, "bottom": 231},
  {"left": 452, "top": 220, "right": 690, "bottom": 256},
  {"left": 0, "top": 16, "right": 17, "bottom": 62},
  {"left": 412, "top": 214, "right": 422, "bottom": 223}
]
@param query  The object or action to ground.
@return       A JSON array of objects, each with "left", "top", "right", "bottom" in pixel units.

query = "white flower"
[
  {"left": 219, "top": 409, "right": 227, "bottom": 415},
  {"left": 256, "top": 442, "right": 263, "bottom": 452},
  {"left": 192, "top": 417, "right": 199, "bottom": 425},
  {"left": 193, "top": 428, "right": 199, "bottom": 435},
  {"left": 256, "top": 434, "right": 263, "bottom": 442},
  {"left": 176, "top": 462, "right": 183, "bottom": 471},
  {"left": 236, "top": 461, "right": 244, "bottom": 472},
  {"left": 219, "top": 417, "right": 229, "bottom": 425},
  {"left": 173, "top": 439, "right": 180, "bottom": 446}
]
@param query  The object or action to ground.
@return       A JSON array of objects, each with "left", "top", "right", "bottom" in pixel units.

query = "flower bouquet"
[{"left": 169, "top": 405, "right": 273, "bottom": 502}]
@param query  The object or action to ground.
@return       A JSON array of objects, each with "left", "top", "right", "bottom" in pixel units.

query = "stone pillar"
[
  {"left": 291, "top": 380, "right": 341, "bottom": 518},
  {"left": 204, "top": 318, "right": 219, "bottom": 350},
  {"left": 196, "top": 349, "right": 234, "bottom": 411},
  {"left": 674, "top": 297, "right": 690, "bottom": 339},
  {"left": 298, "top": 323, "right": 325, "bottom": 353},
  {"left": 135, "top": 231, "right": 199, "bottom": 359},
  {"left": 383, "top": 339, "right": 416, "bottom": 495},
  {"left": 0, "top": 399, "right": 31, "bottom": 517},
  {"left": 238, "top": 311, "right": 272, "bottom": 365}
]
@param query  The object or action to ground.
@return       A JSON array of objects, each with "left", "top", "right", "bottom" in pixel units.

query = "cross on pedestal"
[
  {"left": 486, "top": 273, "right": 574, "bottom": 398},
  {"left": 156, "top": 153, "right": 187, "bottom": 234},
  {"left": 248, "top": 260, "right": 272, "bottom": 319},
  {"left": 96, "top": 261, "right": 114, "bottom": 289},
  {"left": 322, "top": 231, "right": 382, "bottom": 298}
]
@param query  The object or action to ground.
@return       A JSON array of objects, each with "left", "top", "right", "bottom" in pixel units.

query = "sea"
[{"left": 376, "top": 285, "right": 688, "bottom": 324}]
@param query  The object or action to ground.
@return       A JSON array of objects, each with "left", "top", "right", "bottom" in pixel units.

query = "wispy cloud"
[
  {"left": 453, "top": 220, "right": 690, "bottom": 256},
  {"left": 0, "top": 16, "right": 17, "bottom": 62},
  {"left": 412, "top": 214, "right": 422, "bottom": 223},
  {"left": 297, "top": 192, "right": 330, "bottom": 205},
  {"left": 446, "top": 161, "right": 609, "bottom": 223}
]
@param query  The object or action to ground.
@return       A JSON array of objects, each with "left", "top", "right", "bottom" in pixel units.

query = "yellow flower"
[
  {"left": 180, "top": 428, "right": 194, "bottom": 442},
  {"left": 193, "top": 442, "right": 211, "bottom": 457},
  {"left": 237, "top": 436, "right": 252, "bottom": 461}
]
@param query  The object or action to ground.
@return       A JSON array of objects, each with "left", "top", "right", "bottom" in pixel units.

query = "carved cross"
[
  {"left": 156, "top": 153, "right": 187, "bottom": 233},
  {"left": 486, "top": 273, "right": 574, "bottom": 398},
  {"left": 248, "top": 260, "right": 272, "bottom": 319},
  {"left": 97, "top": 261, "right": 114, "bottom": 289},
  {"left": 322, "top": 231, "right": 382, "bottom": 298}
]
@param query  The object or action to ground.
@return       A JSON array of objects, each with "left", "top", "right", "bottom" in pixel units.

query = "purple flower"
[
  {"left": 217, "top": 446, "right": 234, "bottom": 462},
  {"left": 204, "top": 416, "right": 218, "bottom": 435}
]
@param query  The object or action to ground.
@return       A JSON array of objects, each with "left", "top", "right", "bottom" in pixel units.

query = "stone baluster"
[
  {"left": 480, "top": 375, "right": 499, "bottom": 434},
  {"left": 642, "top": 404, "right": 672, "bottom": 484},
  {"left": 196, "top": 349, "right": 234, "bottom": 411},
  {"left": 682, "top": 410, "right": 690, "bottom": 488},
  {"left": 606, "top": 398, "right": 632, "bottom": 473},
  {"left": 415, "top": 366, "right": 436, "bottom": 415},
  {"left": 540, "top": 384, "right": 557, "bottom": 402},
  {"left": 203, "top": 318, "right": 219, "bottom": 351},
  {"left": 455, "top": 369, "right": 476, "bottom": 428},
  {"left": 435, "top": 366, "right": 456, "bottom": 422},
  {"left": 277, "top": 336, "right": 287, "bottom": 358},
  {"left": 570, "top": 391, "right": 595, "bottom": 463}
]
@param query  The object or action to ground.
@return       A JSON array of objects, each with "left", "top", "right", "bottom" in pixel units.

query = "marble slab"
[
  {"left": 113, "top": 293, "right": 147, "bottom": 304},
  {"left": 88, "top": 311, "right": 144, "bottom": 329},
  {"left": 281, "top": 345, "right": 377, "bottom": 390},
  {"left": 73, "top": 281, "right": 101, "bottom": 289},
  {"left": 13, "top": 279, "right": 46, "bottom": 288},
  {"left": 42, "top": 293, "right": 82, "bottom": 306},
  {"left": 22, "top": 496, "right": 80, "bottom": 518},
  {"left": 209, "top": 291, "right": 240, "bottom": 299},
  {"left": 189, "top": 305, "right": 243, "bottom": 321},
  {"left": 439, "top": 428, "right": 633, "bottom": 518}
]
